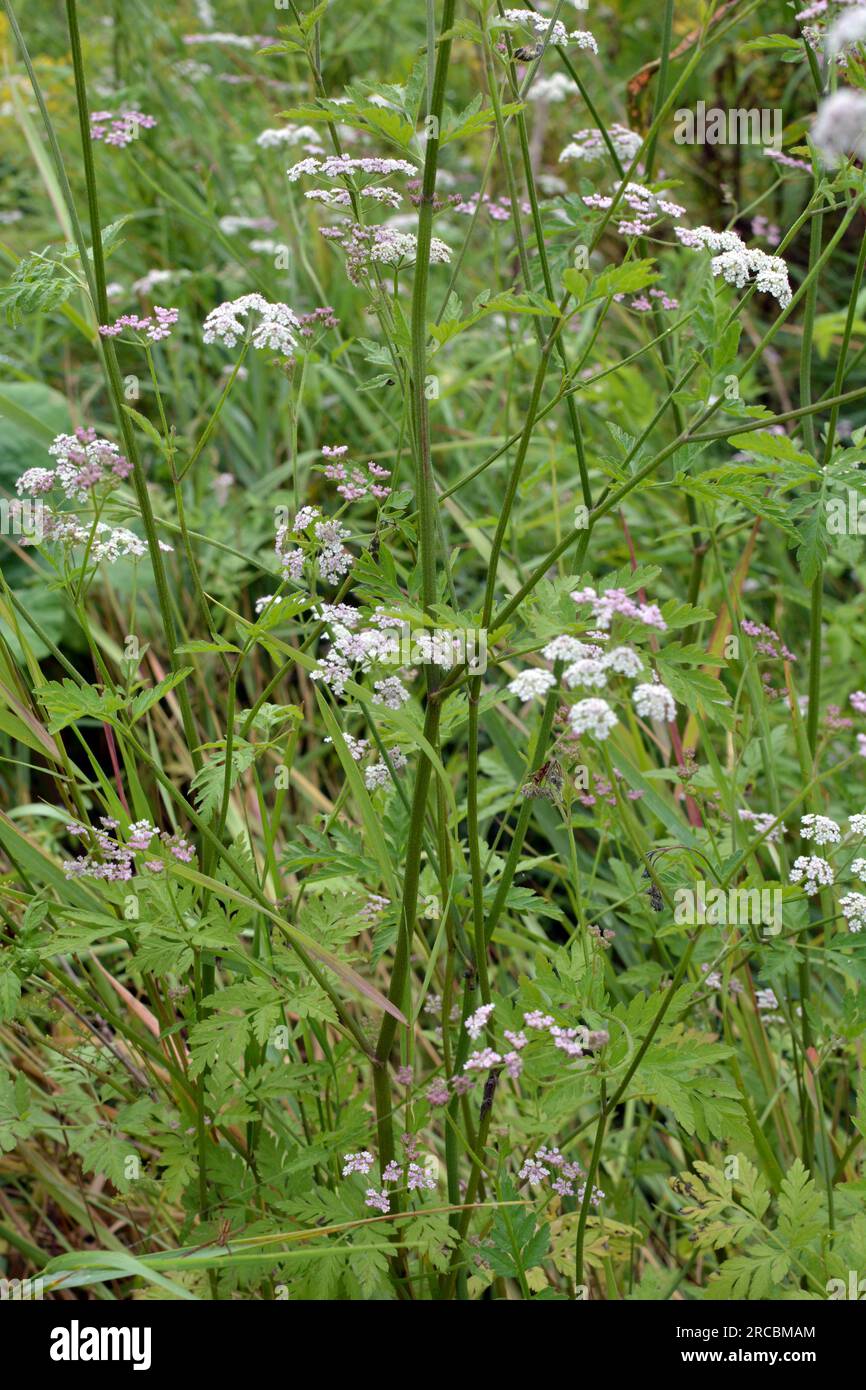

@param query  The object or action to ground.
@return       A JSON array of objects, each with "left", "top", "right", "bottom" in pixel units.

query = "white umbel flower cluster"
[
  {"left": 465, "top": 1003, "right": 495, "bottom": 1040},
  {"left": 530, "top": 72, "right": 574, "bottom": 103},
  {"left": 306, "top": 186, "right": 402, "bottom": 209},
  {"left": 799, "top": 814, "right": 841, "bottom": 846},
  {"left": 738, "top": 809, "right": 785, "bottom": 844},
  {"left": 632, "top": 681, "right": 676, "bottom": 723},
  {"left": 811, "top": 89, "right": 866, "bottom": 165},
  {"left": 569, "top": 698, "right": 618, "bottom": 740},
  {"left": 541, "top": 635, "right": 600, "bottom": 662},
  {"left": 256, "top": 123, "right": 323, "bottom": 149},
  {"left": 508, "top": 668, "right": 557, "bottom": 701},
  {"left": 287, "top": 155, "right": 416, "bottom": 182},
  {"left": 501, "top": 10, "right": 597, "bottom": 50},
  {"left": 369, "top": 229, "right": 452, "bottom": 268},
  {"left": 826, "top": 8, "right": 866, "bottom": 62},
  {"left": 789, "top": 855, "right": 834, "bottom": 895},
  {"left": 202, "top": 294, "right": 300, "bottom": 355},
  {"left": 47, "top": 517, "right": 155, "bottom": 563},
  {"left": 840, "top": 891, "right": 866, "bottom": 932},
  {"left": 675, "top": 226, "right": 792, "bottom": 308},
  {"left": 563, "top": 656, "right": 608, "bottom": 690},
  {"left": 603, "top": 645, "right": 644, "bottom": 678},
  {"left": 560, "top": 125, "right": 643, "bottom": 164}
]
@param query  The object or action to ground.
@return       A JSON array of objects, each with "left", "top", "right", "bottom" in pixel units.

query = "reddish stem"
[{"left": 103, "top": 721, "right": 130, "bottom": 815}]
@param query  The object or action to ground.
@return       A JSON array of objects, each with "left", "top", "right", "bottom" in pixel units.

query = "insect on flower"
[{"left": 521, "top": 757, "right": 564, "bottom": 801}]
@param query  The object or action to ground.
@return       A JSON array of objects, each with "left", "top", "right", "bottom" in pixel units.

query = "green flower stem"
[
  {"left": 489, "top": 9, "right": 592, "bottom": 507},
  {"left": 410, "top": 0, "right": 456, "bottom": 619},
  {"left": 484, "top": 677, "right": 562, "bottom": 945},
  {"left": 372, "top": 0, "right": 457, "bottom": 1190},
  {"left": 64, "top": 0, "right": 201, "bottom": 770},
  {"left": 574, "top": 1078, "right": 606, "bottom": 1289},
  {"left": 820, "top": 214, "right": 866, "bottom": 470},
  {"left": 802, "top": 200, "right": 824, "bottom": 762}
]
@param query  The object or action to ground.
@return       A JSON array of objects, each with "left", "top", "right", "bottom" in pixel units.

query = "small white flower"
[
  {"left": 541, "top": 634, "right": 594, "bottom": 662},
  {"left": 675, "top": 225, "right": 792, "bottom": 308},
  {"left": 811, "top": 89, "right": 866, "bottom": 165},
  {"left": 291, "top": 505, "right": 320, "bottom": 533},
  {"left": 523, "top": 1010, "right": 555, "bottom": 1029},
  {"left": 738, "top": 809, "right": 785, "bottom": 844},
  {"left": 550, "top": 1024, "right": 584, "bottom": 1057},
  {"left": 518, "top": 1157, "right": 549, "bottom": 1185},
  {"left": 464, "top": 1047, "right": 502, "bottom": 1071},
  {"left": 365, "top": 1188, "right": 390, "bottom": 1213},
  {"left": 287, "top": 153, "right": 415, "bottom": 182},
  {"left": 324, "top": 732, "right": 368, "bottom": 761},
  {"left": 256, "top": 123, "right": 324, "bottom": 149},
  {"left": 254, "top": 593, "right": 282, "bottom": 615},
  {"left": 407, "top": 1162, "right": 436, "bottom": 1192},
  {"left": 342, "top": 1150, "right": 374, "bottom": 1176},
  {"left": 202, "top": 292, "right": 300, "bottom": 355},
  {"left": 563, "top": 656, "right": 608, "bottom": 689},
  {"left": 499, "top": 10, "right": 597, "bottom": 52},
  {"left": 569, "top": 697, "right": 618, "bottom": 740},
  {"left": 502, "top": 8, "right": 569, "bottom": 44},
  {"left": 799, "top": 814, "right": 841, "bottom": 846},
  {"left": 849, "top": 814, "right": 866, "bottom": 836},
  {"left": 826, "top": 8, "right": 866, "bottom": 61},
  {"left": 465, "top": 1003, "right": 495, "bottom": 1040},
  {"left": 218, "top": 214, "right": 277, "bottom": 236},
  {"left": 632, "top": 681, "right": 676, "bottom": 723},
  {"left": 531, "top": 72, "right": 575, "bottom": 104},
  {"left": 372, "top": 677, "right": 410, "bottom": 710},
  {"left": 840, "top": 891, "right": 866, "bottom": 931},
  {"left": 364, "top": 761, "right": 392, "bottom": 791},
  {"left": 789, "top": 855, "right": 834, "bottom": 895},
  {"left": 602, "top": 645, "right": 644, "bottom": 678},
  {"left": 508, "top": 668, "right": 556, "bottom": 701},
  {"left": 560, "top": 124, "right": 642, "bottom": 164},
  {"left": 16, "top": 467, "right": 55, "bottom": 496}
]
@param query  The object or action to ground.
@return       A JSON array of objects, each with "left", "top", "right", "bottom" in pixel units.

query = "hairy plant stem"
[
  {"left": 64, "top": 0, "right": 201, "bottom": 771},
  {"left": 820, "top": 212, "right": 866, "bottom": 472},
  {"left": 802, "top": 205, "right": 824, "bottom": 762},
  {"left": 574, "top": 1078, "right": 606, "bottom": 1289},
  {"left": 799, "top": 187, "right": 866, "bottom": 1179},
  {"left": 798, "top": 171, "right": 829, "bottom": 1172},
  {"left": 484, "top": 675, "right": 564, "bottom": 945},
  {"left": 490, "top": 11, "right": 592, "bottom": 507},
  {"left": 411, "top": 3, "right": 456, "bottom": 620},
  {"left": 372, "top": 0, "right": 456, "bottom": 1185}
]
